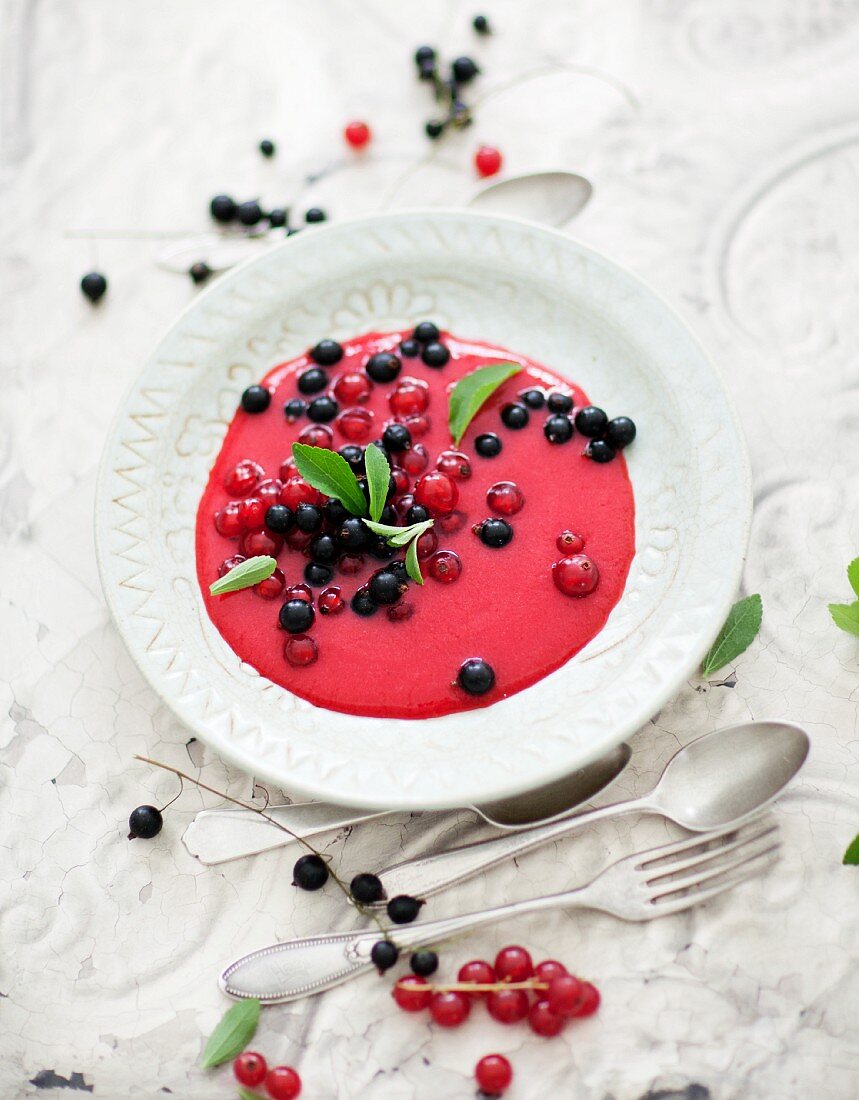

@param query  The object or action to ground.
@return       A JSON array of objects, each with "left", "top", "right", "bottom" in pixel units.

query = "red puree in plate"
[{"left": 195, "top": 329, "right": 635, "bottom": 719}]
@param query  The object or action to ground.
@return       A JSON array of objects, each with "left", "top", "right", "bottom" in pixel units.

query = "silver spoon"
[
  {"left": 465, "top": 170, "right": 593, "bottom": 226},
  {"left": 373, "top": 720, "right": 809, "bottom": 903},
  {"left": 180, "top": 742, "right": 631, "bottom": 865}
]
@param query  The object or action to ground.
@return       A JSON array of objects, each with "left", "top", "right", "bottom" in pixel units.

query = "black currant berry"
[
  {"left": 241, "top": 385, "right": 271, "bottom": 414},
  {"left": 414, "top": 45, "right": 436, "bottom": 66},
  {"left": 305, "top": 207, "right": 327, "bottom": 223},
  {"left": 350, "top": 872, "right": 385, "bottom": 904},
  {"left": 259, "top": 138, "right": 276, "bottom": 157},
  {"left": 547, "top": 391, "right": 573, "bottom": 414},
  {"left": 405, "top": 504, "right": 430, "bottom": 524},
  {"left": 209, "top": 194, "right": 237, "bottom": 223},
  {"left": 521, "top": 389, "right": 545, "bottom": 409},
  {"left": 284, "top": 398, "right": 306, "bottom": 421},
  {"left": 425, "top": 119, "right": 445, "bottom": 139},
  {"left": 544, "top": 414, "right": 574, "bottom": 444},
  {"left": 366, "top": 352, "right": 401, "bottom": 383},
  {"left": 477, "top": 518, "right": 513, "bottom": 548},
  {"left": 304, "top": 561, "right": 333, "bottom": 587},
  {"left": 237, "top": 200, "right": 263, "bottom": 226},
  {"left": 574, "top": 405, "right": 608, "bottom": 438},
  {"left": 325, "top": 498, "right": 350, "bottom": 525},
  {"left": 399, "top": 338, "right": 420, "bottom": 358},
  {"left": 128, "top": 805, "right": 163, "bottom": 840},
  {"left": 295, "top": 503, "right": 323, "bottom": 533},
  {"left": 336, "top": 516, "right": 371, "bottom": 551},
  {"left": 368, "top": 535, "right": 395, "bottom": 561},
  {"left": 379, "top": 504, "right": 398, "bottom": 526},
  {"left": 80, "top": 271, "right": 107, "bottom": 303},
  {"left": 382, "top": 423, "right": 411, "bottom": 452},
  {"left": 293, "top": 853, "right": 329, "bottom": 891},
  {"left": 388, "top": 560, "right": 409, "bottom": 585},
  {"left": 387, "top": 895, "right": 425, "bottom": 924},
  {"left": 451, "top": 56, "right": 480, "bottom": 84},
  {"left": 501, "top": 403, "right": 529, "bottom": 430},
  {"left": 265, "top": 504, "right": 294, "bottom": 533},
  {"left": 410, "top": 950, "right": 439, "bottom": 977},
  {"left": 309, "top": 534, "right": 339, "bottom": 565},
  {"left": 308, "top": 395, "right": 338, "bottom": 423},
  {"left": 457, "top": 658, "right": 496, "bottom": 696},
  {"left": 268, "top": 208, "right": 288, "bottom": 228},
  {"left": 421, "top": 342, "right": 450, "bottom": 368},
  {"left": 337, "top": 445, "right": 365, "bottom": 473},
  {"left": 279, "top": 599, "right": 315, "bottom": 633},
  {"left": 475, "top": 433, "right": 502, "bottom": 458},
  {"left": 604, "top": 416, "right": 636, "bottom": 449},
  {"left": 588, "top": 439, "right": 616, "bottom": 464},
  {"left": 371, "top": 940, "right": 399, "bottom": 972},
  {"left": 351, "top": 587, "right": 378, "bottom": 616},
  {"left": 473, "top": 14, "right": 491, "bottom": 33},
  {"left": 189, "top": 261, "right": 212, "bottom": 285},
  {"left": 310, "top": 339, "right": 344, "bottom": 366},
  {"left": 413, "top": 321, "right": 440, "bottom": 344},
  {"left": 298, "top": 368, "right": 328, "bottom": 395},
  {"left": 369, "top": 570, "right": 406, "bottom": 605}
]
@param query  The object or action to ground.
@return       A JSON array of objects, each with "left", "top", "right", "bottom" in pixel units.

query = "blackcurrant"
[
  {"left": 368, "top": 535, "right": 396, "bottom": 561},
  {"left": 478, "top": 518, "right": 513, "bottom": 548},
  {"left": 297, "top": 368, "right": 328, "bottom": 395},
  {"left": 425, "top": 119, "right": 445, "bottom": 139},
  {"left": 421, "top": 342, "right": 450, "bottom": 368},
  {"left": 268, "top": 207, "right": 288, "bottom": 228},
  {"left": 284, "top": 398, "right": 306, "bottom": 420},
  {"left": 305, "top": 207, "right": 327, "bottom": 223},
  {"left": 473, "top": 14, "right": 491, "bottom": 33},
  {"left": 382, "top": 423, "right": 411, "bottom": 452},
  {"left": 604, "top": 416, "right": 636, "bottom": 449},
  {"left": 325, "top": 498, "right": 350, "bottom": 525},
  {"left": 520, "top": 389, "right": 545, "bottom": 409},
  {"left": 336, "top": 516, "right": 370, "bottom": 551},
  {"left": 399, "top": 338, "right": 420, "bottom": 358},
  {"left": 209, "top": 194, "right": 237, "bottom": 223},
  {"left": 350, "top": 872, "right": 385, "bottom": 904},
  {"left": 547, "top": 391, "right": 573, "bottom": 414},
  {"left": 588, "top": 439, "right": 616, "bottom": 463},
  {"left": 475, "top": 433, "right": 502, "bottom": 457},
  {"left": 128, "top": 805, "right": 163, "bottom": 840},
  {"left": 413, "top": 321, "right": 440, "bottom": 343},
  {"left": 295, "top": 503, "right": 323, "bottom": 533},
  {"left": 310, "top": 339, "right": 344, "bottom": 367},
  {"left": 405, "top": 504, "right": 430, "bottom": 524},
  {"left": 369, "top": 570, "right": 405, "bottom": 605},
  {"left": 457, "top": 658, "right": 495, "bottom": 696},
  {"left": 308, "top": 395, "right": 338, "bottom": 423},
  {"left": 309, "top": 534, "right": 338, "bottom": 565},
  {"left": 265, "top": 504, "right": 294, "bottom": 533},
  {"left": 371, "top": 940, "right": 399, "bottom": 972},
  {"left": 259, "top": 138, "right": 276, "bottom": 157},
  {"left": 544, "top": 414, "right": 574, "bottom": 444},
  {"left": 241, "top": 385, "right": 271, "bottom": 414},
  {"left": 410, "top": 950, "right": 439, "bottom": 977},
  {"left": 574, "top": 405, "right": 608, "bottom": 438},
  {"left": 337, "top": 446, "right": 365, "bottom": 474},
  {"left": 366, "top": 352, "right": 401, "bottom": 383},
  {"left": 80, "top": 271, "right": 107, "bottom": 303},
  {"left": 414, "top": 45, "right": 436, "bottom": 65},
  {"left": 387, "top": 895, "right": 424, "bottom": 924},
  {"left": 279, "top": 599, "right": 315, "bottom": 633},
  {"left": 451, "top": 56, "right": 480, "bottom": 84},
  {"left": 351, "top": 587, "right": 378, "bottom": 616},
  {"left": 501, "top": 403, "right": 529, "bottom": 429},
  {"left": 189, "top": 261, "right": 212, "bottom": 285},
  {"left": 304, "top": 561, "right": 332, "bottom": 586},
  {"left": 388, "top": 560, "right": 409, "bottom": 585},
  {"left": 237, "top": 200, "right": 263, "bottom": 226},
  {"left": 293, "top": 853, "right": 329, "bottom": 891}
]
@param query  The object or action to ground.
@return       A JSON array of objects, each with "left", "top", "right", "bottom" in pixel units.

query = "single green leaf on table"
[
  {"left": 291, "top": 443, "right": 367, "bottom": 516},
  {"left": 829, "top": 602, "right": 859, "bottom": 637},
  {"left": 448, "top": 362, "right": 523, "bottom": 446},
  {"left": 200, "top": 998, "right": 260, "bottom": 1068},
  {"left": 364, "top": 442, "right": 391, "bottom": 523},
  {"left": 209, "top": 556, "right": 276, "bottom": 596},
  {"left": 847, "top": 556, "right": 859, "bottom": 598},
  {"left": 701, "top": 593, "right": 763, "bottom": 678},
  {"left": 843, "top": 834, "right": 859, "bottom": 865},
  {"left": 405, "top": 534, "right": 425, "bottom": 584}
]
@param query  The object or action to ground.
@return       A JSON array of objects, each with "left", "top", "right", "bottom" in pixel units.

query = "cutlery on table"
[
  {"left": 181, "top": 742, "right": 632, "bottom": 865},
  {"left": 465, "top": 170, "right": 593, "bottom": 226},
  {"left": 219, "top": 820, "right": 780, "bottom": 1003},
  {"left": 371, "top": 721, "right": 808, "bottom": 903}
]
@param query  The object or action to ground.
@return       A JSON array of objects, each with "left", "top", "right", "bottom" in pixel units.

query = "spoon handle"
[{"left": 376, "top": 798, "right": 646, "bottom": 900}]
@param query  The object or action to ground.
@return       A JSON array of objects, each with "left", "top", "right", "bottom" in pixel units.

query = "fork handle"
[{"left": 220, "top": 888, "right": 589, "bottom": 1003}]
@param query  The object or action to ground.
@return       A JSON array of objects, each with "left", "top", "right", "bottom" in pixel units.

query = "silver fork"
[{"left": 219, "top": 820, "right": 780, "bottom": 1003}]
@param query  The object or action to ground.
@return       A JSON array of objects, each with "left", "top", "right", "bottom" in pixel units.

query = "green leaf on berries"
[
  {"left": 291, "top": 443, "right": 367, "bottom": 516},
  {"left": 829, "top": 601, "right": 859, "bottom": 637},
  {"left": 843, "top": 834, "right": 859, "bottom": 865},
  {"left": 209, "top": 556, "right": 276, "bottom": 596},
  {"left": 364, "top": 518, "right": 434, "bottom": 548},
  {"left": 405, "top": 533, "right": 425, "bottom": 585},
  {"left": 448, "top": 361, "right": 522, "bottom": 446},
  {"left": 200, "top": 998, "right": 260, "bottom": 1069},
  {"left": 701, "top": 594, "right": 763, "bottom": 677},
  {"left": 364, "top": 442, "right": 391, "bottom": 523}
]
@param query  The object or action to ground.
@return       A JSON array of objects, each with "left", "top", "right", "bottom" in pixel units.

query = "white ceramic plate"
[{"left": 95, "top": 211, "right": 751, "bottom": 810}]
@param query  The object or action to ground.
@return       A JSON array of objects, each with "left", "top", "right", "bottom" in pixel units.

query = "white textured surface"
[{"left": 1, "top": 2, "right": 858, "bottom": 1099}]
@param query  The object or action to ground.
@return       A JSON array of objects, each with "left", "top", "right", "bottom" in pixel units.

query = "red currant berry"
[
  {"left": 570, "top": 981, "right": 600, "bottom": 1018},
  {"left": 214, "top": 501, "right": 243, "bottom": 538},
  {"left": 552, "top": 553, "right": 599, "bottom": 597},
  {"left": 280, "top": 477, "right": 322, "bottom": 510},
  {"left": 257, "top": 478, "right": 284, "bottom": 506},
  {"left": 254, "top": 566, "right": 285, "bottom": 599},
  {"left": 475, "top": 1054, "right": 512, "bottom": 1094},
  {"left": 318, "top": 585, "right": 345, "bottom": 615},
  {"left": 279, "top": 457, "right": 298, "bottom": 480},
  {"left": 239, "top": 496, "right": 266, "bottom": 529},
  {"left": 390, "top": 379, "right": 430, "bottom": 416},
  {"left": 436, "top": 450, "right": 472, "bottom": 480},
  {"left": 284, "top": 634, "right": 318, "bottom": 668},
  {"left": 545, "top": 974, "right": 584, "bottom": 1017},
  {"left": 414, "top": 470, "right": 458, "bottom": 515},
  {"left": 335, "top": 406, "right": 375, "bottom": 442},
  {"left": 344, "top": 119, "right": 372, "bottom": 149},
  {"left": 285, "top": 583, "right": 313, "bottom": 604},
  {"left": 392, "top": 975, "right": 432, "bottom": 1012},
  {"left": 265, "top": 1065, "right": 302, "bottom": 1100},
  {"left": 391, "top": 466, "right": 410, "bottom": 494},
  {"left": 428, "top": 990, "right": 471, "bottom": 1028},
  {"left": 233, "top": 1051, "right": 267, "bottom": 1087},
  {"left": 494, "top": 945, "right": 533, "bottom": 983},
  {"left": 339, "top": 553, "right": 364, "bottom": 575},
  {"left": 402, "top": 443, "right": 429, "bottom": 475},
  {"left": 437, "top": 510, "right": 466, "bottom": 534},
  {"left": 286, "top": 528, "right": 312, "bottom": 552},
  {"left": 475, "top": 144, "right": 503, "bottom": 177},
  {"left": 416, "top": 529, "right": 438, "bottom": 560},
  {"left": 457, "top": 959, "right": 495, "bottom": 996},
  {"left": 428, "top": 550, "right": 461, "bottom": 584},
  {"left": 298, "top": 423, "right": 333, "bottom": 448},
  {"left": 534, "top": 959, "right": 568, "bottom": 984},
  {"left": 219, "top": 554, "right": 247, "bottom": 577},
  {"left": 241, "top": 529, "right": 283, "bottom": 557},
  {"left": 224, "top": 459, "right": 264, "bottom": 496},
  {"left": 486, "top": 988, "right": 529, "bottom": 1024},
  {"left": 333, "top": 372, "right": 372, "bottom": 405},
  {"left": 486, "top": 481, "right": 524, "bottom": 516},
  {"left": 529, "top": 998, "right": 566, "bottom": 1037},
  {"left": 387, "top": 600, "right": 415, "bottom": 622},
  {"left": 402, "top": 413, "right": 430, "bottom": 438},
  {"left": 556, "top": 530, "right": 585, "bottom": 554}
]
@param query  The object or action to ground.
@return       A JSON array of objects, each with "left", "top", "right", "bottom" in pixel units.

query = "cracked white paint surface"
[{"left": 1, "top": 2, "right": 857, "bottom": 1098}]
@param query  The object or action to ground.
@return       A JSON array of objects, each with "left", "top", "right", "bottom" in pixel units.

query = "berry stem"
[{"left": 424, "top": 980, "right": 550, "bottom": 993}]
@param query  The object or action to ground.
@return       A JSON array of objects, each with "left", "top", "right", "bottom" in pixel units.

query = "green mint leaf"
[
  {"left": 363, "top": 519, "right": 405, "bottom": 539},
  {"left": 448, "top": 362, "right": 522, "bottom": 446},
  {"left": 209, "top": 556, "right": 276, "bottom": 596},
  {"left": 200, "top": 998, "right": 260, "bottom": 1068},
  {"left": 363, "top": 518, "right": 434, "bottom": 547},
  {"left": 237, "top": 1089, "right": 266, "bottom": 1100},
  {"left": 291, "top": 443, "right": 366, "bottom": 516},
  {"left": 701, "top": 594, "right": 763, "bottom": 677},
  {"left": 364, "top": 442, "right": 391, "bottom": 523},
  {"left": 405, "top": 534, "right": 424, "bottom": 584},
  {"left": 847, "top": 557, "right": 859, "bottom": 598},
  {"left": 829, "top": 601, "right": 859, "bottom": 637},
  {"left": 844, "top": 834, "right": 859, "bottom": 865}
]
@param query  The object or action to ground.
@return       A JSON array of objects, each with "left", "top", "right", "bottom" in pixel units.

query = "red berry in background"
[
  {"left": 233, "top": 1051, "right": 267, "bottom": 1087},
  {"left": 215, "top": 501, "right": 243, "bottom": 537},
  {"left": 279, "top": 457, "right": 298, "bottom": 480},
  {"left": 318, "top": 585, "right": 345, "bottom": 615},
  {"left": 552, "top": 553, "right": 599, "bottom": 596},
  {"left": 414, "top": 470, "right": 459, "bottom": 515},
  {"left": 570, "top": 980, "right": 600, "bottom": 1017},
  {"left": 224, "top": 459, "right": 264, "bottom": 496},
  {"left": 390, "top": 378, "right": 430, "bottom": 416},
  {"left": 333, "top": 372, "right": 372, "bottom": 405},
  {"left": 534, "top": 959, "right": 568, "bottom": 984},
  {"left": 416, "top": 529, "right": 438, "bottom": 560},
  {"left": 281, "top": 477, "right": 322, "bottom": 510},
  {"left": 545, "top": 974, "right": 584, "bottom": 1017},
  {"left": 257, "top": 478, "right": 284, "bottom": 506},
  {"left": 392, "top": 976, "right": 432, "bottom": 1012},
  {"left": 475, "top": 1054, "right": 513, "bottom": 1094},
  {"left": 284, "top": 634, "right": 318, "bottom": 668},
  {"left": 429, "top": 990, "right": 471, "bottom": 1028},
  {"left": 339, "top": 553, "right": 364, "bottom": 575},
  {"left": 475, "top": 144, "right": 503, "bottom": 177},
  {"left": 486, "top": 480, "right": 524, "bottom": 516},
  {"left": 556, "top": 530, "right": 585, "bottom": 555},
  {"left": 239, "top": 496, "right": 266, "bottom": 530},
  {"left": 428, "top": 549, "right": 461, "bottom": 584},
  {"left": 457, "top": 958, "right": 495, "bottom": 996},
  {"left": 344, "top": 120, "right": 372, "bottom": 149},
  {"left": 402, "top": 442, "right": 430, "bottom": 475},
  {"left": 437, "top": 510, "right": 466, "bottom": 534},
  {"left": 254, "top": 566, "right": 285, "bottom": 600},
  {"left": 285, "top": 583, "right": 314, "bottom": 604},
  {"left": 241, "top": 528, "right": 283, "bottom": 557},
  {"left": 402, "top": 413, "right": 431, "bottom": 438},
  {"left": 436, "top": 450, "right": 472, "bottom": 480},
  {"left": 486, "top": 987, "right": 529, "bottom": 1024},
  {"left": 265, "top": 1065, "right": 302, "bottom": 1100},
  {"left": 298, "top": 423, "right": 334, "bottom": 448},
  {"left": 391, "top": 466, "right": 410, "bottom": 494},
  {"left": 219, "top": 554, "right": 247, "bottom": 577},
  {"left": 494, "top": 945, "right": 533, "bottom": 983},
  {"left": 529, "top": 998, "right": 566, "bottom": 1037},
  {"left": 387, "top": 600, "right": 415, "bottom": 622},
  {"left": 335, "top": 406, "right": 375, "bottom": 442}
]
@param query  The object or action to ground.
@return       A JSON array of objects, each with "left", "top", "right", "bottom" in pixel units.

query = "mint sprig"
[
  {"left": 448, "top": 362, "right": 522, "bottom": 445},
  {"left": 364, "top": 441, "right": 391, "bottom": 523},
  {"left": 363, "top": 517, "right": 434, "bottom": 583},
  {"left": 200, "top": 998, "right": 260, "bottom": 1069},
  {"left": 209, "top": 556, "right": 277, "bottom": 596},
  {"left": 291, "top": 443, "right": 366, "bottom": 516},
  {"left": 844, "top": 834, "right": 859, "bottom": 866},
  {"left": 701, "top": 594, "right": 763, "bottom": 677},
  {"left": 828, "top": 555, "right": 859, "bottom": 637}
]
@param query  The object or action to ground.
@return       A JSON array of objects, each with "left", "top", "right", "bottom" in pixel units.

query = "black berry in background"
[
  {"left": 604, "top": 416, "right": 636, "bottom": 449},
  {"left": 387, "top": 895, "right": 425, "bottom": 924},
  {"left": 477, "top": 518, "right": 514, "bottom": 548},
  {"left": 475, "top": 433, "right": 502, "bottom": 458},
  {"left": 451, "top": 56, "right": 480, "bottom": 84},
  {"left": 268, "top": 207, "right": 288, "bottom": 228},
  {"left": 369, "top": 570, "right": 406, "bottom": 605},
  {"left": 298, "top": 367, "right": 328, "bottom": 395},
  {"left": 520, "top": 389, "right": 545, "bottom": 409},
  {"left": 413, "top": 321, "right": 440, "bottom": 343},
  {"left": 425, "top": 119, "right": 445, "bottom": 139},
  {"left": 279, "top": 599, "right": 315, "bottom": 634},
  {"left": 410, "top": 950, "right": 439, "bottom": 977},
  {"left": 209, "top": 194, "right": 236, "bottom": 223},
  {"left": 414, "top": 45, "right": 436, "bottom": 66},
  {"left": 240, "top": 384, "right": 271, "bottom": 414},
  {"left": 295, "top": 503, "right": 323, "bottom": 533},
  {"left": 574, "top": 405, "right": 608, "bottom": 438},
  {"left": 310, "top": 339, "right": 344, "bottom": 366},
  {"left": 128, "top": 805, "right": 163, "bottom": 840},
  {"left": 259, "top": 138, "right": 276, "bottom": 157},
  {"left": 304, "top": 561, "right": 333, "bottom": 587},
  {"left": 406, "top": 504, "right": 430, "bottom": 524},
  {"left": 284, "top": 398, "right": 306, "bottom": 420},
  {"left": 422, "top": 342, "right": 450, "bottom": 368},
  {"left": 337, "top": 446, "right": 364, "bottom": 473},
  {"left": 305, "top": 207, "right": 327, "bottom": 224},
  {"left": 382, "top": 423, "right": 411, "bottom": 452},
  {"left": 473, "top": 14, "right": 491, "bottom": 33},
  {"left": 336, "top": 516, "right": 370, "bottom": 551},
  {"left": 293, "top": 853, "right": 329, "bottom": 891},
  {"left": 500, "top": 403, "right": 529, "bottom": 429},
  {"left": 588, "top": 439, "right": 616, "bottom": 464},
  {"left": 457, "top": 657, "right": 496, "bottom": 696},
  {"left": 351, "top": 587, "right": 378, "bottom": 616},
  {"left": 307, "top": 395, "right": 338, "bottom": 423},
  {"left": 544, "top": 414, "right": 574, "bottom": 444},
  {"left": 80, "top": 271, "right": 107, "bottom": 303},
  {"left": 366, "top": 352, "right": 401, "bottom": 383},
  {"left": 350, "top": 873, "right": 385, "bottom": 904},
  {"left": 237, "top": 200, "right": 263, "bottom": 226},
  {"left": 309, "top": 533, "right": 339, "bottom": 565},
  {"left": 189, "top": 261, "right": 212, "bottom": 285},
  {"left": 547, "top": 391, "right": 573, "bottom": 414},
  {"left": 399, "top": 338, "right": 420, "bottom": 358},
  {"left": 265, "top": 504, "right": 294, "bottom": 533},
  {"left": 371, "top": 940, "right": 399, "bottom": 972}
]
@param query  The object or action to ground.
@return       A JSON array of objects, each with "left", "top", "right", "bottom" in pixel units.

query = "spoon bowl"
[{"left": 466, "top": 170, "right": 593, "bottom": 227}]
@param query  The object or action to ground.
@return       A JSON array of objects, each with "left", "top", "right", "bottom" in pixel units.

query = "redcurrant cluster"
[{"left": 233, "top": 1051, "right": 301, "bottom": 1099}]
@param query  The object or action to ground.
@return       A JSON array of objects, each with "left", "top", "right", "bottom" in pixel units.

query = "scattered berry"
[
  {"left": 473, "top": 14, "right": 492, "bottom": 34},
  {"left": 546, "top": 974, "right": 584, "bottom": 1017},
  {"left": 283, "top": 635, "right": 318, "bottom": 667},
  {"left": 344, "top": 120, "right": 372, "bottom": 148},
  {"left": 317, "top": 586, "right": 345, "bottom": 615},
  {"left": 587, "top": 439, "right": 615, "bottom": 463},
  {"left": 210, "top": 194, "right": 237, "bottom": 223},
  {"left": 387, "top": 895, "right": 424, "bottom": 924},
  {"left": 298, "top": 367, "right": 328, "bottom": 395},
  {"left": 259, "top": 138, "right": 276, "bottom": 157},
  {"left": 371, "top": 940, "right": 399, "bottom": 972},
  {"left": 383, "top": 423, "right": 411, "bottom": 452},
  {"left": 336, "top": 407, "right": 375, "bottom": 442},
  {"left": 305, "top": 207, "right": 327, "bottom": 224},
  {"left": 285, "top": 583, "right": 314, "bottom": 604},
  {"left": 366, "top": 351, "right": 401, "bottom": 383},
  {"left": 495, "top": 945, "right": 533, "bottom": 982},
  {"left": 604, "top": 416, "right": 636, "bottom": 449},
  {"left": 80, "top": 271, "right": 108, "bottom": 303},
  {"left": 425, "top": 119, "right": 445, "bottom": 139},
  {"left": 428, "top": 549, "right": 461, "bottom": 584},
  {"left": 298, "top": 423, "right": 334, "bottom": 448},
  {"left": 310, "top": 339, "right": 344, "bottom": 366},
  {"left": 265, "top": 1065, "right": 302, "bottom": 1100},
  {"left": 421, "top": 341, "right": 450, "bottom": 368},
  {"left": 294, "top": 503, "right": 323, "bottom": 533},
  {"left": 574, "top": 405, "right": 607, "bottom": 438},
  {"left": 338, "top": 446, "right": 365, "bottom": 473},
  {"left": 475, "top": 432, "right": 502, "bottom": 457},
  {"left": 280, "top": 477, "right": 321, "bottom": 510},
  {"left": 369, "top": 569, "right": 406, "bottom": 606},
  {"left": 241, "top": 384, "right": 271, "bottom": 414},
  {"left": 457, "top": 658, "right": 495, "bottom": 696},
  {"left": 402, "top": 412, "right": 431, "bottom": 438},
  {"left": 128, "top": 805, "right": 163, "bottom": 840},
  {"left": 284, "top": 398, "right": 306, "bottom": 421},
  {"left": 333, "top": 372, "right": 372, "bottom": 405},
  {"left": 254, "top": 567, "right": 285, "bottom": 600},
  {"left": 233, "top": 1052, "right": 267, "bottom": 1088},
  {"left": 429, "top": 991, "right": 471, "bottom": 1028},
  {"left": 308, "top": 395, "right": 338, "bottom": 423},
  {"left": 392, "top": 976, "right": 432, "bottom": 1012},
  {"left": 402, "top": 443, "right": 430, "bottom": 475},
  {"left": 218, "top": 554, "right": 246, "bottom": 576},
  {"left": 241, "top": 528, "right": 283, "bottom": 557},
  {"left": 552, "top": 553, "right": 599, "bottom": 596},
  {"left": 293, "top": 853, "right": 329, "bottom": 891},
  {"left": 410, "top": 950, "right": 439, "bottom": 977},
  {"left": 556, "top": 531, "right": 584, "bottom": 555},
  {"left": 500, "top": 402, "right": 528, "bottom": 429},
  {"left": 265, "top": 504, "right": 294, "bottom": 534},
  {"left": 215, "top": 502, "right": 244, "bottom": 537},
  {"left": 268, "top": 208, "right": 288, "bottom": 228},
  {"left": 476, "top": 517, "right": 513, "bottom": 548},
  {"left": 237, "top": 200, "right": 263, "bottom": 226},
  {"left": 544, "top": 414, "right": 574, "bottom": 444},
  {"left": 520, "top": 388, "right": 546, "bottom": 409},
  {"left": 351, "top": 586, "right": 378, "bottom": 616},
  {"left": 256, "top": 478, "right": 283, "bottom": 506},
  {"left": 406, "top": 504, "right": 430, "bottom": 524},
  {"left": 387, "top": 600, "right": 415, "bottom": 622},
  {"left": 416, "top": 529, "right": 438, "bottom": 559},
  {"left": 547, "top": 391, "right": 573, "bottom": 414},
  {"left": 486, "top": 987, "right": 529, "bottom": 1024},
  {"left": 529, "top": 998, "right": 566, "bottom": 1037},
  {"left": 436, "top": 450, "right": 471, "bottom": 480},
  {"left": 279, "top": 599, "right": 315, "bottom": 634},
  {"left": 452, "top": 55, "right": 480, "bottom": 83},
  {"left": 486, "top": 482, "right": 524, "bottom": 516},
  {"left": 304, "top": 561, "right": 333, "bottom": 587},
  {"left": 413, "top": 321, "right": 440, "bottom": 343},
  {"left": 475, "top": 1055, "right": 512, "bottom": 1095},
  {"left": 189, "top": 261, "right": 212, "bottom": 285},
  {"left": 399, "top": 338, "right": 420, "bottom": 358},
  {"left": 351, "top": 873, "right": 385, "bottom": 905},
  {"left": 475, "top": 144, "right": 503, "bottom": 177},
  {"left": 414, "top": 470, "right": 459, "bottom": 515}
]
